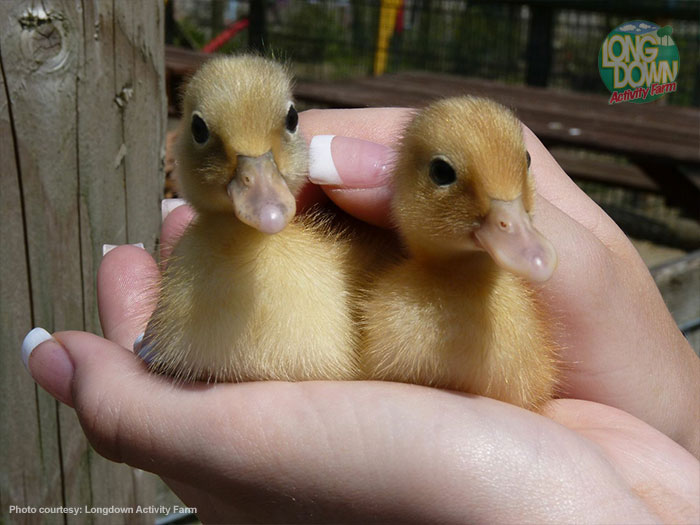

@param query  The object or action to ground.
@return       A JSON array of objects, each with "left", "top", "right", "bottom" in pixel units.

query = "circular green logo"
[{"left": 598, "top": 20, "right": 680, "bottom": 104}]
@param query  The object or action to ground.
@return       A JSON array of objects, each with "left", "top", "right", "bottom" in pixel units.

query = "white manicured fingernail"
[
  {"left": 162, "top": 198, "right": 187, "bottom": 222},
  {"left": 21, "top": 327, "right": 52, "bottom": 371},
  {"left": 309, "top": 135, "right": 341, "bottom": 185},
  {"left": 102, "top": 243, "right": 145, "bottom": 256}
]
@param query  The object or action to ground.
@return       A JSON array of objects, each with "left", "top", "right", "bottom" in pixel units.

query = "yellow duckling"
[
  {"left": 140, "top": 56, "right": 358, "bottom": 382},
  {"left": 361, "top": 97, "right": 559, "bottom": 410}
]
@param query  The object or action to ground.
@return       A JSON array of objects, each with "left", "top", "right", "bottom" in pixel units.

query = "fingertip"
[
  {"left": 306, "top": 135, "right": 395, "bottom": 226},
  {"left": 161, "top": 198, "right": 187, "bottom": 222},
  {"left": 22, "top": 331, "right": 75, "bottom": 407},
  {"left": 161, "top": 204, "right": 195, "bottom": 261},
  {"left": 99, "top": 244, "right": 159, "bottom": 289},
  {"left": 299, "top": 108, "right": 416, "bottom": 227},
  {"left": 309, "top": 135, "right": 395, "bottom": 188},
  {"left": 21, "top": 327, "right": 52, "bottom": 371},
  {"left": 98, "top": 245, "right": 160, "bottom": 348}
]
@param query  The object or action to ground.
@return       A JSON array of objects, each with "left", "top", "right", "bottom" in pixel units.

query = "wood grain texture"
[
  {"left": 0, "top": 1, "right": 164, "bottom": 522},
  {"left": 0, "top": 33, "right": 64, "bottom": 521}
]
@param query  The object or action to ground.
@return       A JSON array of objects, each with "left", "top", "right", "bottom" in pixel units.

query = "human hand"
[
  {"left": 301, "top": 108, "right": 700, "bottom": 459},
  {"left": 22, "top": 308, "right": 700, "bottom": 523},
  {"left": 20, "top": 108, "right": 699, "bottom": 523}
]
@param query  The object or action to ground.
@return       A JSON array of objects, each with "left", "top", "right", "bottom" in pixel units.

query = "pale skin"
[{"left": 26, "top": 108, "right": 699, "bottom": 523}]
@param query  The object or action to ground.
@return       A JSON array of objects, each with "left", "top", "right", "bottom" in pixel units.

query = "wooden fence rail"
[{"left": 1, "top": 1, "right": 165, "bottom": 522}]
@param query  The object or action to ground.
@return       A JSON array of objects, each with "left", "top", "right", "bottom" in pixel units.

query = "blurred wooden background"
[{"left": 1, "top": 1, "right": 165, "bottom": 522}]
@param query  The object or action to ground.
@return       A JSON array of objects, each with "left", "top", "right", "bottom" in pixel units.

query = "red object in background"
[
  {"left": 202, "top": 18, "right": 250, "bottom": 53},
  {"left": 395, "top": 0, "right": 404, "bottom": 33}
]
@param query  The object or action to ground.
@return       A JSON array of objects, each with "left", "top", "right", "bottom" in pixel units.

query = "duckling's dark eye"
[
  {"left": 285, "top": 104, "right": 298, "bottom": 133},
  {"left": 191, "top": 113, "right": 209, "bottom": 144},
  {"left": 429, "top": 158, "right": 457, "bottom": 186},
  {"left": 526, "top": 151, "right": 531, "bottom": 168}
]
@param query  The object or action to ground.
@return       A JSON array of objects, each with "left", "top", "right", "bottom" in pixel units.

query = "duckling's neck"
[
  {"left": 195, "top": 211, "right": 272, "bottom": 249},
  {"left": 414, "top": 249, "right": 503, "bottom": 288}
]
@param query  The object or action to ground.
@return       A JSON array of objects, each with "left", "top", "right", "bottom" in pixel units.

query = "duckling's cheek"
[
  {"left": 474, "top": 197, "right": 557, "bottom": 282},
  {"left": 227, "top": 151, "right": 296, "bottom": 234}
]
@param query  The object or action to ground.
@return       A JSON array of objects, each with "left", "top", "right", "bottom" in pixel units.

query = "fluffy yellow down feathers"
[
  {"left": 361, "top": 97, "right": 558, "bottom": 410},
  {"left": 141, "top": 56, "right": 358, "bottom": 382}
]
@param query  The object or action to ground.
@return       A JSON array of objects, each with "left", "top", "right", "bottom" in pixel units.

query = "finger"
[
  {"left": 307, "top": 135, "right": 395, "bottom": 227},
  {"left": 160, "top": 203, "right": 195, "bottom": 261},
  {"left": 523, "top": 126, "right": 633, "bottom": 256},
  {"left": 161, "top": 198, "right": 187, "bottom": 222},
  {"left": 543, "top": 399, "right": 700, "bottom": 523},
  {"left": 98, "top": 245, "right": 160, "bottom": 349},
  {"left": 300, "top": 108, "right": 413, "bottom": 227},
  {"left": 531, "top": 195, "right": 697, "bottom": 451},
  {"left": 324, "top": 184, "right": 394, "bottom": 227},
  {"left": 32, "top": 330, "right": 227, "bottom": 471},
  {"left": 530, "top": 194, "right": 636, "bottom": 392}
]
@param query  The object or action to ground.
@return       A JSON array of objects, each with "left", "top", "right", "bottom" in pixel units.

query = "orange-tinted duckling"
[
  {"left": 361, "top": 97, "right": 558, "bottom": 410},
  {"left": 139, "top": 56, "right": 358, "bottom": 382}
]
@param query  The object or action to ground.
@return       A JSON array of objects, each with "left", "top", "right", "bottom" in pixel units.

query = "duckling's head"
[
  {"left": 392, "top": 97, "right": 556, "bottom": 281},
  {"left": 177, "top": 55, "right": 306, "bottom": 233}
]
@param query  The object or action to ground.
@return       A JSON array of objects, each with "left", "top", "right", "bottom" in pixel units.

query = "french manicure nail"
[
  {"left": 102, "top": 243, "right": 145, "bottom": 256},
  {"left": 21, "top": 328, "right": 75, "bottom": 406},
  {"left": 309, "top": 135, "right": 341, "bottom": 185},
  {"left": 21, "top": 327, "right": 52, "bottom": 370},
  {"left": 162, "top": 198, "right": 187, "bottom": 222},
  {"left": 309, "top": 135, "right": 394, "bottom": 188}
]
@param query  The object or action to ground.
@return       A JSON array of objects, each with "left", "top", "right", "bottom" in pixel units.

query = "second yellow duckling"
[
  {"left": 140, "top": 56, "right": 358, "bottom": 382},
  {"left": 361, "top": 97, "right": 558, "bottom": 410}
]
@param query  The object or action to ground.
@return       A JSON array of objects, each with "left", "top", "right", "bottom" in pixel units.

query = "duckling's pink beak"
[
  {"left": 473, "top": 197, "right": 557, "bottom": 282},
  {"left": 227, "top": 152, "right": 296, "bottom": 234}
]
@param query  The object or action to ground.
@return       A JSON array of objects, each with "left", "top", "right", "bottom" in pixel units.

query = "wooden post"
[{"left": 1, "top": 1, "right": 165, "bottom": 521}]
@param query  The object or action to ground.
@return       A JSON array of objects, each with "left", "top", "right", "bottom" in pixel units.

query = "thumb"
[{"left": 21, "top": 329, "right": 225, "bottom": 480}]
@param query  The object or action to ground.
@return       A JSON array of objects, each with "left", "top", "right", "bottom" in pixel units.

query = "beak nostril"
[{"left": 499, "top": 220, "right": 508, "bottom": 229}]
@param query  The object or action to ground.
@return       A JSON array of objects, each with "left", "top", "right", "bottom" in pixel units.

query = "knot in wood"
[{"left": 19, "top": 6, "right": 66, "bottom": 67}]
